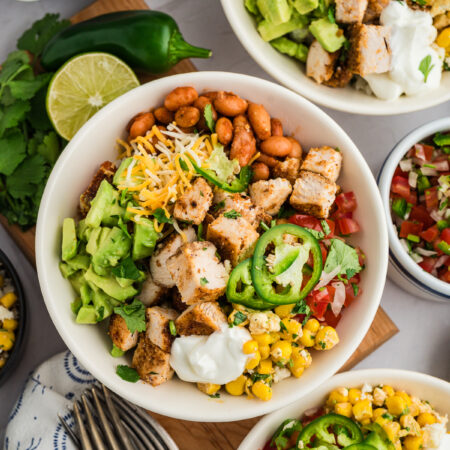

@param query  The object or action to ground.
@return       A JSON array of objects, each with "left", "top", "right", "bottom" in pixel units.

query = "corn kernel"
[
  {"left": 436, "top": 27, "right": 450, "bottom": 50},
  {"left": 269, "top": 332, "right": 280, "bottom": 344},
  {"left": 0, "top": 292, "right": 17, "bottom": 309},
  {"left": 300, "top": 329, "right": 315, "bottom": 347},
  {"left": 383, "top": 385, "right": 395, "bottom": 397},
  {"left": 375, "top": 416, "right": 389, "bottom": 427},
  {"left": 2, "top": 319, "right": 18, "bottom": 331},
  {"left": 252, "top": 333, "right": 271, "bottom": 346},
  {"left": 246, "top": 350, "right": 261, "bottom": 370},
  {"left": 270, "top": 340, "right": 292, "bottom": 363},
  {"left": 360, "top": 418, "right": 371, "bottom": 426},
  {"left": 280, "top": 318, "right": 301, "bottom": 340},
  {"left": 226, "top": 375, "right": 246, "bottom": 396},
  {"left": 304, "top": 318, "right": 320, "bottom": 333},
  {"left": 243, "top": 340, "right": 259, "bottom": 354},
  {"left": 327, "top": 388, "right": 349, "bottom": 406},
  {"left": 258, "top": 359, "right": 273, "bottom": 374},
  {"left": 290, "top": 365, "right": 304, "bottom": 378},
  {"left": 349, "top": 388, "right": 362, "bottom": 404},
  {"left": 417, "top": 412, "right": 436, "bottom": 427},
  {"left": 352, "top": 399, "right": 373, "bottom": 421},
  {"left": 0, "top": 330, "right": 14, "bottom": 351},
  {"left": 252, "top": 381, "right": 272, "bottom": 401},
  {"left": 373, "top": 408, "right": 388, "bottom": 420},
  {"left": 403, "top": 435, "right": 424, "bottom": 450},
  {"left": 383, "top": 421, "right": 401, "bottom": 442},
  {"left": 314, "top": 326, "right": 339, "bottom": 350},
  {"left": 396, "top": 391, "right": 412, "bottom": 406},
  {"left": 291, "top": 347, "right": 312, "bottom": 368},
  {"left": 274, "top": 304, "right": 294, "bottom": 318},
  {"left": 386, "top": 396, "right": 406, "bottom": 416},
  {"left": 335, "top": 402, "right": 352, "bottom": 417},
  {"left": 259, "top": 344, "right": 270, "bottom": 359},
  {"left": 197, "top": 383, "right": 221, "bottom": 396}
]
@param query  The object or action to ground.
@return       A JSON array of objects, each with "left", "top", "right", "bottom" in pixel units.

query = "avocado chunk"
[
  {"left": 289, "top": 27, "right": 309, "bottom": 43},
  {"left": 84, "top": 266, "right": 137, "bottom": 301},
  {"left": 113, "top": 157, "right": 133, "bottom": 186},
  {"left": 85, "top": 180, "right": 114, "bottom": 228},
  {"left": 309, "top": 18, "right": 346, "bottom": 52},
  {"left": 68, "top": 271, "right": 84, "bottom": 294},
  {"left": 101, "top": 189, "right": 126, "bottom": 227},
  {"left": 258, "top": 12, "right": 308, "bottom": 41},
  {"left": 89, "top": 284, "right": 116, "bottom": 321},
  {"left": 257, "top": 0, "right": 292, "bottom": 25},
  {"left": 91, "top": 227, "right": 131, "bottom": 271},
  {"left": 76, "top": 305, "right": 98, "bottom": 324},
  {"left": 66, "top": 254, "right": 91, "bottom": 271},
  {"left": 291, "top": 0, "right": 318, "bottom": 14},
  {"left": 132, "top": 218, "right": 158, "bottom": 260},
  {"left": 86, "top": 227, "right": 102, "bottom": 255},
  {"left": 245, "top": 0, "right": 260, "bottom": 15},
  {"left": 62, "top": 218, "right": 77, "bottom": 261},
  {"left": 59, "top": 262, "right": 77, "bottom": 279},
  {"left": 271, "top": 37, "right": 309, "bottom": 62}
]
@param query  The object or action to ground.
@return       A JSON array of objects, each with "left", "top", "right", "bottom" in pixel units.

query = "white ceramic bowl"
[
  {"left": 36, "top": 71, "right": 388, "bottom": 422},
  {"left": 378, "top": 117, "right": 450, "bottom": 302},
  {"left": 220, "top": 0, "right": 450, "bottom": 116},
  {"left": 239, "top": 368, "right": 450, "bottom": 449}
]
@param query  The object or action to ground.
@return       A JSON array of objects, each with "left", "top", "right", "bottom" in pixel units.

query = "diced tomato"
[
  {"left": 344, "top": 282, "right": 361, "bottom": 307},
  {"left": 319, "top": 242, "right": 328, "bottom": 263},
  {"left": 440, "top": 270, "right": 450, "bottom": 283},
  {"left": 335, "top": 192, "right": 357, "bottom": 213},
  {"left": 337, "top": 218, "right": 360, "bottom": 235},
  {"left": 441, "top": 228, "right": 450, "bottom": 245},
  {"left": 289, "top": 214, "right": 321, "bottom": 232},
  {"left": 409, "top": 205, "right": 434, "bottom": 229},
  {"left": 419, "top": 257, "right": 436, "bottom": 273},
  {"left": 323, "top": 308, "right": 342, "bottom": 328},
  {"left": 414, "top": 143, "right": 434, "bottom": 161},
  {"left": 391, "top": 176, "right": 410, "bottom": 200},
  {"left": 399, "top": 221, "right": 423, "bottom": 238},
  {"left": 394, "top": 166, "right": 408, "bottom": 178},
  {"left": 420, "top": 225, "right": 439, "bottom": 243},
  {"left": 433, "top": 238, "right": 445, "bottom": 255},
  {"left": 407, "top": 191, "right": 418, "bottom": 206},
  {"left": 307, "top": 288, "right": 333, "bottom": 320},
  {"left": 332, "top": 210, "right": 353, "bottom": 221},
  {"left": 348, "top": 273, "right": 361, "bottom": 284},
  {"left": 425, "top": 187, "right": 439, "bottom": 210},
  {"left": 355, "top": 247, "right": 365, "bottom": 267}
]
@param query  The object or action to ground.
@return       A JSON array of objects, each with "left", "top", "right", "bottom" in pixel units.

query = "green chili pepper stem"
[{"left": 169, "top": 31, "right": 212, "bottom": 63}]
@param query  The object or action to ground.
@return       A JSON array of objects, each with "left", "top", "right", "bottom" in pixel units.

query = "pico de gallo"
[{"left": 390, "top": 131, "right": 450, "bottom": 283}]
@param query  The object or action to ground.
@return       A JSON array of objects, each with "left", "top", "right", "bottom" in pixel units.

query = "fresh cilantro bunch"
[{"left": 0, "top": 14, "right": 70, "bottom": 229}]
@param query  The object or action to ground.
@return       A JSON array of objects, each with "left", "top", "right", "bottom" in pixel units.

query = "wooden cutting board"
[{"left": 0, "top": 0, "right": 398, "bottom": 448}]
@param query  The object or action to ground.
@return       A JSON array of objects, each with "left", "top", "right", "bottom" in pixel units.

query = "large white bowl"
[
  {"left": 36, "top": 71, "right": 388, "bottom": 422},
  {"left": 239, "top": 369, "right": 450, "bottom": 449},
  {"left": 220, "top": 0, "right": 450, "bottom": 115}
]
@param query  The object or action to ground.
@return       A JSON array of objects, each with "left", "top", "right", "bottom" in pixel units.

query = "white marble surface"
[{"left": 0, "top": 0, "right": 449, "bottom": 440}]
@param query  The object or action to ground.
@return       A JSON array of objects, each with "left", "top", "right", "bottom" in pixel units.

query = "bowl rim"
[
  {"left": 0, "top": 248, "right": 27, "bottom": 387},
  {"left": 219, "top": 0, "right": 450, "bottom": 116},
  {"left": 36, "top": 71, "right": 388, "bottom": 421},
  {"left": 377, "top": 117, "right": 450, "bottom": 299},
  {"left": 238, "top": 368, "right": 450, "bottom": 450}
]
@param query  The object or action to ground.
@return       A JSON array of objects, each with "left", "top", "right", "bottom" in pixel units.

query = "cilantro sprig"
[{"left": 113, "top": 298, "right": 146, "bottom": 333}]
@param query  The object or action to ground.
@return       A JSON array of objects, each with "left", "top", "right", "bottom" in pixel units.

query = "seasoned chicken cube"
[
  {"left": 175, "top": 302, "right": 227, "bottom": 336},
  {"left": 301, "top": 146, "right": 342, "bottom": 182},
  {"left": 335, "top": 0, "right": 368, "bottom": 23},
  {"left": 150, "top": 227, "right": 196, "bottom": 288},
  {"left": 139, "top": 273, "right": 168, "bottom": 307},
  {"left": 249, "top": 178, "right": 292, "bottom": 216},
  {"left": 132, "top": 335, "right": 173, "bottom": 386},
  {"left": 363, "top": 0, "right": 390, "bottom": 22},
  {"left": 323, "top": 65, "right": 354, "bottom": 88},
  {"left": 167, "top": 241, "right": 228, "bottom": 305},
  {"left": 348, "top": 24, "right": 391, "bottom": 76},
  {"left": 272, "top": 157, "right": 301, "bottom": 185},
  {"left": 306, "top": 40, "right": 339, "bottom": 84},
  {"left": 108, "top": 314, "right": 138, "bottom": 351},
  {"left": 290, "top": 171, "right": 338, "bottom": 219},
  {"left": 173, "top": 177, "right": 213, "bottom": 225},
  {"left": 146, "top": 306, "right": 178, "bottom": 352},
  {"left": 206, "top": 215, "right": 259, "bottom": 266}
]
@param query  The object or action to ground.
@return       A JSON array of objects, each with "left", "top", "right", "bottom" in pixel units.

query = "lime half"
[{"left": 46, "top": 52, "right": 140, "bottom": 140}]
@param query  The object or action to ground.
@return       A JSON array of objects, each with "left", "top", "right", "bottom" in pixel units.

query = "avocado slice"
[
  {"left": 291, "top": 0, "right": 318, "bottom": 14},
  {"left": 271, "top": 37, "right": 309, "bottom": 62},
  {"left": 132, "top": 218, "right": 158, "bottom": 260},
  {"left": 257, "top": 0, "right": 292, "bottom": 25},
  {"left": 92, "top": 227, "right": 131, "bottom": 271},
  {"left": 80, "top": 282, "right": 92, "bottom": 305},
  {"left": 85, "top": 180, "right": 115, "bottom": 228},
  {"left": 76, "top": 305, "right": 98, "bottom": 324},
  {"left": 258, "top": 12, "right": 308, "bottom": 41},
  {"left": 62, "top": 218, "right": 77, "bottom": 262},
  {"left": 84, "top": 266, "right": 137, "bottom": 301},
  {"left": 86, "top": 227, "right": 102, "bottom": 255},
  {"left": 113, "top": 157, "right": 133, "bottom": 186},
  {"left": 309, "top": 18, "right": 346, "bottom": 52}
]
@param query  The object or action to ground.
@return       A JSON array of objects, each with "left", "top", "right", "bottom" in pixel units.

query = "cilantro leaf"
[
  {"left": 323, "top": 238, "right": 362, "bottom": 277},
  {"left": 306, "top": 228, "right": 324, "bottom": 240},
  {"left": 6, "top": 154, "right": 47, "bottom": 199},
  {"left": 418, "top": 55, "right": 434, "bottom": 83},
  {"left": 232, "top": 311, "right": 247, "bottom": 326},
  {"left": 0, "top": 130, "right": 26, "bottom": 175},
  {"left": 111, "top": 257, "right": 141, "bottom": 281},
  {"left": 223, "top": 209, "right": 241, "bottom": 219},
  {"left": 37, "top": 131, "right": 60, "bottom": 164},
  {"left": 8, "top": 73, "right": 52, "bottom": 101},
  {"left": 114, "top": 299, "right": 146, "bottom": 333},
  {"left": 0, "top": 100, "right": 31, "bottom": 137},
  {"left": 0, "top": 51, "right": 31, "bottom": 85},
  {"left": 152, "top": 207, "right": 173, "bottom": 224},
  {"left": 204, "top": 103, "right": 215, "bottom": 132},
  {"left": 28, "top": 85, "right": 54, "bottom": 131},
  {"left": 116, "top": 365, "right": 140, "bottom": 383}
]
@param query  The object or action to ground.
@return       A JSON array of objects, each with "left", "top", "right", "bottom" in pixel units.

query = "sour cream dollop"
[
  {"left": 364, "top": 1, "right": 443, "bottom": 101},
  {"left": 170, "top": 324, "right": 251, "bottom": 384}
]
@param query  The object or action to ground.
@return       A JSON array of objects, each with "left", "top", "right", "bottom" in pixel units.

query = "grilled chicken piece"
[
  {"left": 108, "top": 314, "right": 138, "bottom": 351},
  {"left": 167, "top": 241, "right": 228, "bottom": 305},
  {"left": 363, "top": 0, "right": 390, "bottom": 22},
  {"left": 175, "top": 302, "right": 227, "bottom": 336},
  {"left": 335, "top": 0, "right": 368, "bottom": 23},
  {"left": 290, "top": 171, "right": 338, "bottom": 219},
  {"left": 249, "top": 178, "right": 292, "bottom": 216},
  {"left": 149, "top": 227, "right": 196, "bottom": 288},
  {"left": 146, "top": 306, "right": 178, "bottom": 352},
  {"left": 139, "top": 273, "right": 168, "bottom": 307},
  {"left": 306, "top": 40, "right": 339, "bottom": 84},
  {"left": 272, "top": 157, "right": 301, "bottom": 185},
  {"left": 173, "top": 177, "right": 213, "bottom": 225},
  {"left": 132, "top": 334, "right": 173, "bottom": 386},
  {"left": 301, "top": 146, "right": 343, "bottom": 183}
]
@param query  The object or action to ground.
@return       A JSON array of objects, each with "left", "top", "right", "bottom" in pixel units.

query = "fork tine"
[
  {"left": 81, "top": 394, "right": 108, "bottom": 450},
  {"left": 122, "top": 421, "right": 146, "bottom": 450},
  {"left": 73, "top": 401, "right": 93, "bottom": 450},
  {"left": 58, "top": 413, "right": 80, "bottom": 448}
]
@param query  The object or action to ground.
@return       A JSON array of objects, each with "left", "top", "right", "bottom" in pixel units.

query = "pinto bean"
[
  {"left": 216, "top": 117, "right": 233, "bottom": 145},
  {"left": 194, "top": 96, "right": 218, "bottom": 120},
  {"left": 233, "top": 114, "right": 250, "bottom": 129},
  {"left": 174, "top": 106, "right": 200, "bottom": 128},
  {"left": 128, "top": 112, "right": 155, "bottom": 140},
  {"left": 260, "top": 136, "right": 292, "bottom": 157},
  {"left": 164, "top": 86, "right": 198, "bottom": 111},
  {"left": 248, "top": 103, "right": 271, "bottom": 140},
  {"left": 214, "top": 91, "right": 248, "bottom": 117},
  {"left": 257, "top": 152, "right": 279, "bottom": 168},
  {"left": 154, "top": 107, "right": 174, "bottom": 125},
  {"left": 251, "top": 162, "right": 270, "bottom": 181},
  {"left": 202, "top": 91, "right": 219, "bottom": 101},
  {"left": 271, "top": 118, "right": 283, "bottom": 137},
  {"left": 287, "top": 137, "right": 303, "bottom": 159}
]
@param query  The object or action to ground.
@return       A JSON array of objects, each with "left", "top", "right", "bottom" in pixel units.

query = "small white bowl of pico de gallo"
[{"left": 378, "top": 117, "right": 450, "bottom": 302}]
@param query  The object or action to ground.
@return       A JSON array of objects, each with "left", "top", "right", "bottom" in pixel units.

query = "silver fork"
[{"left": 58, "top": 384, "right": 178, "bottom": 450}]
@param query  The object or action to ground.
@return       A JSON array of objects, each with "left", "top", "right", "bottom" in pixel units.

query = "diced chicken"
[
  {"left": 249, "top": 178, "right": 292, "bottom": 216},
  {"left": 108, "top": 314, "right": 138, "bottom": 351},
  {"left": 150, "top": 227, "right": 196, "bottom": 288},
  {"left": 146, "top": 306, "right": 178, "bottom": 352},
  {"left": 373, "top": 387, "right": 387, "bottom": 406},
  {"left": 139, "top": 273, "right": 168, "bottom": 307},
  {"left": 363, "top": 0, "right": 390, "bottom": 22},
  {"left": 132, "top": 334, "right": 173, "bottom": 386},
  {"left": 272, "top": 157, "right": 301, "bottom": 185},
  {"left": 175, "top": 302, "right": 227, "bottom": 336},
  {"left": 171, "top": 289, "right": 189, "bottom": 312},
  {"left": 306, "top": 40, "right": 339, "bottom": 84},
  {"left": 289, "top": 171, "right": 338, "bottom": 219},
  {"left": 167, "top": 241, "right": 228, "bottom": 305},
  {"left": 323, "top": 65, "right": 354, "bottom": 88},
  {"left": 348, "top": 24, "right": 391, "bottom": 76},
  {"left": 434, "top": 11, "right": 450, "bottom": 29},
  {"left": 430, "top": 0, "right": 450, "bottom": 18},
  {"left": 248, "top": 312, "right": 281, "bottom": 335},
  {"left": 173, "top": 177, "right": 213, "bottom": 225},
  {"left": 335, "top": 0, "right": 368, "bottom": 23},
  {"left": 79, "top": 161, "right": 116, "bottom": 216},
  {"left": 301, "top": 146, "right": 343, "bottom": 182},
  {"left": 206, "top": 215, "right": 259, "bottom": 266}
]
